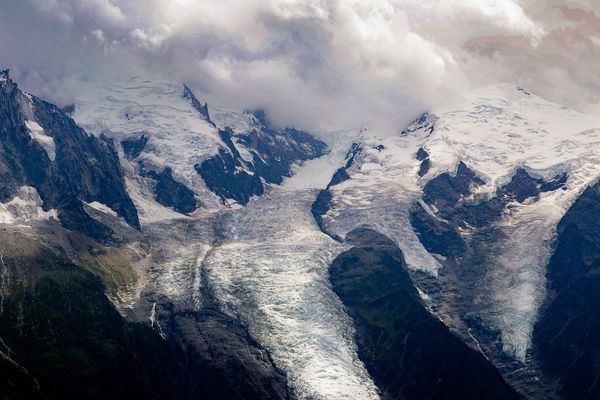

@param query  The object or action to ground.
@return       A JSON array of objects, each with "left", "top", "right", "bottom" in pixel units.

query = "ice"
[
  {"left": 25, "top": 120, "right": 55, "bottom": 161},
  {"left": 0, "top": 186, "right": 58, "bottom": 225},
  {"left": 324, "top": 130, "right": 442, "bottom": 275},
  {"left": 84, "top": 201, "right": 118, "bottom": 217},
  {"left": 204, "top": 191, "right": 380, "bottom": 400}
]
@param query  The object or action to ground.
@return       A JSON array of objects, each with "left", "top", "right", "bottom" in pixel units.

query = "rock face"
[
  {"left": 196, "top": 147, "right": 264, "bottom": 205},
  {"left": 121, "top": 134, "right": 148, "bottom": 160},
  {"left": 415, "top": 164, "right": 568, "bottom": 244},
  {"left": 329, "top": 227, "right": 519, "bottom": 400},
  {"left": 311, "top": 143, "right": 362, "bottom": 240},
  {"left": 0, "top": 70, "right": 139, "bottom": 238},
  {"left": 142, "top": 166, "right": 199, "bottom": 214},
  {"left": 197, "top": 116, "right": 327, "bottom": 205},
  {"left": 183, "top": 84, "right": 213, "bottom": 126},
  {"left": 533, "top": 182, "right": 600, "bottom": 400},
  {"left": 415, "top": 147, "right": 430, "bottom": 177}
]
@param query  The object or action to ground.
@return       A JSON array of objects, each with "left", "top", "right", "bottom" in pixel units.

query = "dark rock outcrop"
[
  {"left": 196, "top": 149, "right": 264, "bottom": 205},
  {"left": 329, "top": 227, "right": 519, "bottom": 400},
  {"left": 237, "top": 125, "right": 327, "bottom": 186},
  {"left": 533, "top": 182, "right": 600, "bottom": 400},
  {"left": 498, "top": 169, "right": 567, "bottom": 203},
  {"left": 182, "top": 84, "right": 213, "bottom": 126},
  {"left": 419, "top": 165, "right": 567, "bottom": 233},
  {"left": 401, "top": 112, "right": 437, "bottom": 136},
  {"left": 327, "top": 143, "right": 361, "bottom": 189},
  {"left": 143, "top": 167, "right": 198, "bottom": 214},
  {"left": 310, "top": 189, "right": 341, "bottom": 241},
  {"left": 198, "top": 111, "right": 327, "bottom": 205},
  {"left": 310, "top": 143, "right": 362, "bottom": 241},
  {"left": 121, "top": 134, "right": 148, "bottom": 160},
  {"left": 0, "top": 71, "right": 139, "bottom": 237},
  {"left": 415, "top": 147, "right": 430, "bottom": 177}
]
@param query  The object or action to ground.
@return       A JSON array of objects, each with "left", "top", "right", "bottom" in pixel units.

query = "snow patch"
[
  {"left": 84, "top": 201, "right": 118, "bottom": 217},
  {"left": 25, "top": 120, "right": 55, "bottom": 161},
  {"left": 0, "top": 186, "right": 58, "bottom": 225}
]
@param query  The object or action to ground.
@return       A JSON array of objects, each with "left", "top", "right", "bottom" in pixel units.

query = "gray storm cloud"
[{"left": 1, "top": 0, "right": 598, "bottom": 133}]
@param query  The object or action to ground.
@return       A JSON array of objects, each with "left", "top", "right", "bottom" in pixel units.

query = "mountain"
[
  {"left": 0, "top": 69, "right": 138, "bottom": 240},
  {"left": 0, "top": 69, "right": 599, "bottom": 400},
  {"left": 70, "top": 78, "right": 327, "bottom": 219},
  {"left": 533, "top": 181, "right": 600, "bottom": 400},
  {"left": 330, "top": 227, "right": 519, "bottom": 400},
  {"left": 315, "top": 84, "right": 600, "bottom": 398}
]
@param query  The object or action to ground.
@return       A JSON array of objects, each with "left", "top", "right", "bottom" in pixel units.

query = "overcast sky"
[{"left": 1, "top": 0, "right": 599, "bottom": 133}]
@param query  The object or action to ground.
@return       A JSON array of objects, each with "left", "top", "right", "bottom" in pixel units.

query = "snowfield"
[
  {"left": 25, "top": 120, "right": 56, "bottom": 161},
  {"left": 72, "top": 78, "right": 226, "bottom": 216},
  {"left": 323, "top": 130, "right": 443, "bottom": 275}
]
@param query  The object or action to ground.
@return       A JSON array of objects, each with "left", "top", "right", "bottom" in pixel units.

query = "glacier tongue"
[
  {"left": 422, "top": 85, "right": 600, "bottom": 362},
  {"left": 126, "top": 134, "right": 381, "bottom": 399},
  {"left": 202, "top": 147, "right": 380, "bottom": 399}
]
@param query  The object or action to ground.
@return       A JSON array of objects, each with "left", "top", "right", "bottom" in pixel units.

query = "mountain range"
[{"left": 0, "top": 68, "right": 598, "bottom": 400}]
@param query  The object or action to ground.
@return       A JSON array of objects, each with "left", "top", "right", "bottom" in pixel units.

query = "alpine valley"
[{"left": 0, "top": 69, "right": 599, "bottom": 400}]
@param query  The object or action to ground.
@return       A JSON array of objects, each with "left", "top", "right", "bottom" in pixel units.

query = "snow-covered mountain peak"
[
  {"left": 424, "top": 83, "right": 600, "bottom": 197},
  {"left": 317, "top": 84, "right": 600, "bottom": 364},
  {"left": 69, "top": 77, "right": 328, "bottom": 223},
  {"left": 70, "top": 78, "right": 226, "bottom": 218},
  {"left": 400, "top": 112, "right": 438, "bottom": 137}
]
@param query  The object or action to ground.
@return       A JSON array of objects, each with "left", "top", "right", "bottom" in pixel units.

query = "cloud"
[
  {"left": 465, "top": 3, "right": 600, "bottom": 114},
  {"left": 1, "top": 0, "right": 598, "bottom": 133}
]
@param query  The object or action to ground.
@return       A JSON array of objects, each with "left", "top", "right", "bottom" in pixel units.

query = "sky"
[{"left": 1, "top": 0, "right": 599, "bottom": 133}]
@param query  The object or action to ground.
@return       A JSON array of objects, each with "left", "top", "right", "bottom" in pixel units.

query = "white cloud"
[{"left": 2, "top": 0, "right": 598, "bottom": 133}]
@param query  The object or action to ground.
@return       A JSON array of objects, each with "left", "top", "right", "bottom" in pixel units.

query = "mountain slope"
[
  {"left": 330, "top": 228, "right": 519, "bottom": 400},
  {"left": 2, "top": 68, "right": 599, "bottom": 400},
  {"left": 0, "top": 73, "right": 298, "bottom": 400},
  {"left": 315, "top": 84, "right": 600, "bottom": 397},
  {"left": 71, "top": 79, "right": 327, "bottom": 220},
  {"left": 533, "top": 181, "right": 600, "bottom": 400},
  {"left": 0, "top": 69, "right": 139, "bottom": 239},
  {"left": 0, "top": 231, "right": 288, "bottom": 400}
]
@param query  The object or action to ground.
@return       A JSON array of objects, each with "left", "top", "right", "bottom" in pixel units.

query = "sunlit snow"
[{"left": 25, "top": 120, "right": 55, "bottom": 161}]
